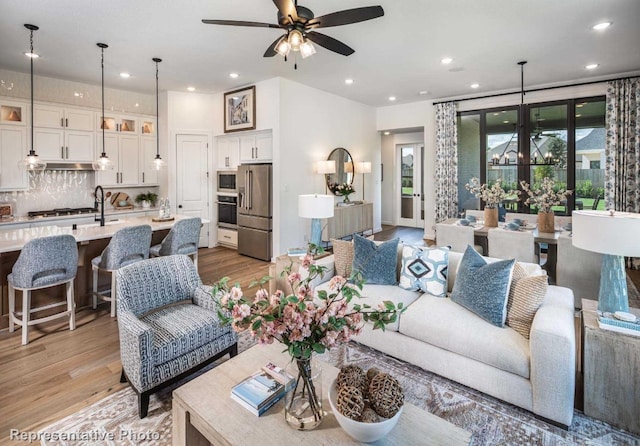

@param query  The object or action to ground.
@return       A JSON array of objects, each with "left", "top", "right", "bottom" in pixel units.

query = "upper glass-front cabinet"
[
  {"left": 0, "top": 100, "right": 26, "bottom": 126},
  {"left": 141, "top": 119, "right": 155, "bottom": 136},
  {"left": 98, "top": 114, "right": 137, "bottom": 133}
]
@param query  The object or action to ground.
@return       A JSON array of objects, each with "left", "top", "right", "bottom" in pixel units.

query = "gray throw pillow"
[
  {"left": 450, "top": 245, "right": 515, "bottom": 327},
  {"left": 352, "top": 234, "right": 399, "bottom": 285}
]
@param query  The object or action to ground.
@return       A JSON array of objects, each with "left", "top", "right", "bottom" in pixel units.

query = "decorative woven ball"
[
  {"left": 360, "top": 405, "right": 381, "bottom": 423},
  {"left": 368, "top": 373, "right": 404, "bottom": 418},
  {"left": 336, "top": 365, "right": 367, "bottom": 392},
  {"left": 336, "top": 385, "right": 365, "bottom": 421},
  {"left": 365, "top": 367, "right": 382, "bottom": 390}
]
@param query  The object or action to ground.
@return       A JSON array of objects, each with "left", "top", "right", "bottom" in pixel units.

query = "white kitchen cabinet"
[
  {"left": 217, "top": 227, "right": 238, "bottom": 248},
  {"left": 98, "top": 113, "right": 138, "bottom": 134},
  {"left": 217, "top": 136, "right": 239, "bottom": 170},
  {"left": 0, "top": 99, "right": 27, "bottom": 126},
  {"left": 140, "top": 117, "right": 156, "bottom": 136},
  {"left": 34, "top": 104, "right": 94, "bottom": 131},
  {"left": 95, "top": 134, "right": 139, "bottom": 186},
  {"left": 239, "top": 130, "right": 272, "bottom": 163},
  {"left": 140, "top": 136, "right": 159, "bottom": 185},
  {"left": 0, "top": 125, "right": 28, "bottom": 191},
  {"left": 34, "top": 128, "right": 94, "bottom": 162}
]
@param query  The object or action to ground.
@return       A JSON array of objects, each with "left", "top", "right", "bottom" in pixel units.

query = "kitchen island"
[{"left": 0, "top": 215, "right": 202, "bottom": 330}]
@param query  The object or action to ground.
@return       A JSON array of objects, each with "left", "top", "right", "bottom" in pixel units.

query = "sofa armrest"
[
  {"left": 529, "top": 289, "right": 576, "bottom": 427},
  {"left": 117, "top": 311, "right": 154, "bottom": 393},
  {"left": 193, "top": 284, "right": 224, "bottom": 315}
]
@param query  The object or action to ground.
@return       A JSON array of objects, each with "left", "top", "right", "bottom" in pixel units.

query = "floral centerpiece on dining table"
[
  {"left": 334, "top": 182, "right": 355, "bottom": 202},
  {"left": 211, "top": 255, "right": 404, "bottom": 430},
  {"left": 519, "top": 177, "right": 572, "bottom": 233},
  {"left": 464, "top": 177, "right": 516, "bottom": 227}
]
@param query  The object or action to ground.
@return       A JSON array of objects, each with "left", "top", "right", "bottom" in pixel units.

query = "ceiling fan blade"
[
  {"left": 305, "top": 6, "right": 384, "bottom": 29},
  {"left": 272, "top": 0, "right": 298, "bottom": 25},
  {"left": 306, "top": 31, "right": 354, "bottom": 56},
  {"left": 264, "top": 35, "right": 284, "bottom": 57},
  {"left": 202, "top": 19, "right": 281, "bottom": 29}
]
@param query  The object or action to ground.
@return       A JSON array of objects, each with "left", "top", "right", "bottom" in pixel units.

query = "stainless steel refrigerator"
[{"left": 237, "top": 164, "right": 272, "bottom": 261}]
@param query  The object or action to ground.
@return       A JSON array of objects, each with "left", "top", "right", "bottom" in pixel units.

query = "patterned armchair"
[{"left": 116, "top": 255, "right": 237, "bottom": 418}]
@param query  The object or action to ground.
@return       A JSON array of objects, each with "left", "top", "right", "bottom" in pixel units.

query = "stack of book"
[{"left": 230, "top": 362, "right": 295, "bottom": 416}]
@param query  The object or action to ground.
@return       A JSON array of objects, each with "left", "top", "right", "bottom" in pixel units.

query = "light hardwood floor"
[{"left": 0, "top": 226, "right": 425, "bottom": 443}]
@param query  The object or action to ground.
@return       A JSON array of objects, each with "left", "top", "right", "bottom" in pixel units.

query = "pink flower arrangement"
[{"left": 212, "top": 255, "right": 404, "bottom": 359}]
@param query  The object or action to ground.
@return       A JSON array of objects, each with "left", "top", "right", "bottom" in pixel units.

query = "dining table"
[{"left": 441, "top": 218, "right": 570, "bottom": 280}]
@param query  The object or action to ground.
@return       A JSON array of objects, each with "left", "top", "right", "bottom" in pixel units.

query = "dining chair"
[
  {"left": 465, "top": 210, "right": 484, "bottom": 220},
  {"left": 92, "top": 225, "right": 152, "bottom": 317},
  {"left": 556, "top": 233, "right": 602, "bottom": 308},
  {"left": 435, "top": 223, "right": 483, "bottom": 254},
  {"left": 8, "top": 234, "right": 78, "bottom": 345},
  {"left": 487, "top": 228, "right": 537, "bottom": 264},
  {"left": 149, "top": 217, "right": 201, "bottom": 272}
]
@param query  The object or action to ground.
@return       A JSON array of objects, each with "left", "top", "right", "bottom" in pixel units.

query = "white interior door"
[
  {"left": 397, "top": 144, "right": 425, "bottom": 228},
  {"left": 176, "top": 134, "right": 209, "bottom": 247}
]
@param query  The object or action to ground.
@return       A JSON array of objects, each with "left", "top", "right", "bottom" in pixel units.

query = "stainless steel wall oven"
[{"left": 217, "top": 195, "right": 237, "bottom": 228}]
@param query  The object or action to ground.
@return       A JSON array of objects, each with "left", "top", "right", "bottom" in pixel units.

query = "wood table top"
[{"left": 442, "top": 218, "right": 566, "bottom": 244}]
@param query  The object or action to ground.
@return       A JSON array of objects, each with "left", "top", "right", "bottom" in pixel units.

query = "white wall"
[{"left": 276, "top": 78, "right": 378, "bottom": 256}]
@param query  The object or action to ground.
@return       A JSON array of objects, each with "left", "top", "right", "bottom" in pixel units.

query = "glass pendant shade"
[
  {"left": 92, "top": 154, "right": 114, "bottom": 171},
  {"left": 151, "top": 154, "right": 166, "bottom": 171},
  {"left": 300, "top": 40, "right": 316, "bottom": 59},
  {"left": 288, "top": 30, "right": 303, "bottom": 50},
  {"left": 19, "top": 151, "right": 46, "bottom": 172},
  {"left": 276, "top": 37, "right": 291, "bottom": 57}
]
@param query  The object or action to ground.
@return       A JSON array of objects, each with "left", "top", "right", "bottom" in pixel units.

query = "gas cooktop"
[{"left": 28, "top": 207, "right": 98, "bottom": 218}]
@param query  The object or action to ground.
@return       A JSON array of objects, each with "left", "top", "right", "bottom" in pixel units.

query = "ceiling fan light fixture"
[
  {"left": 275, "top": 36, "right": 291, "bottom": 57},
  {"left": 288, "top": 29, "right": 303, "bottom": 51},
  {"left": 300, "top": 39, "right": 316, "bottom": 59}
]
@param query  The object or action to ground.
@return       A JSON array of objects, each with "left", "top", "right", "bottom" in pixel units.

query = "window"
[{"left": 456, "top": 96, "right": 605, "bottom": 214}]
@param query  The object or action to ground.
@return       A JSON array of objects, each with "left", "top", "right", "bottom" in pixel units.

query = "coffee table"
[{"left": 172, "top": 342, "right": 472, "bottom": 445}]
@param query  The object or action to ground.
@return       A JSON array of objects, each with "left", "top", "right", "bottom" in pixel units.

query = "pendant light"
[
  {"left": 92, "top": 43, "right": 114, "bottom": 171},
  {"left": 19, "top": 24, "right": 46, "bottom": 172},
  {"left": 151, "top": 57, "right": 165, "bottom": 170}
]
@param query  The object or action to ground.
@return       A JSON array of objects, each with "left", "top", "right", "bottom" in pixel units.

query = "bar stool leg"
[
  {"left": 110, "top": 272, "right": 117, "bottom": 318},
  {"left": 92, "top": 265, "right": 99, "bottom": 310},
  {"left": 22, "top": 290, "right": 30, "bottom": 345},
  {"left": 67, "top": 281, "right": 76, "bottom": 331},
  {"left": 8, "top": 283, "right": 15, "bottom": 333}
]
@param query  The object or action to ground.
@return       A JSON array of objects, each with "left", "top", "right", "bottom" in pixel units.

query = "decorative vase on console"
[
  {"left": 465, "top": 177, "right": 516, "bottom": 228},
  {"left": 520, "top": 177, "right": 572, "bottom": 234},
  {"left": 335, "top": 182, "right": 355, "bottom": 203},
  {"left": 211, "top": 255, "right": 404, "bottom": 431}
]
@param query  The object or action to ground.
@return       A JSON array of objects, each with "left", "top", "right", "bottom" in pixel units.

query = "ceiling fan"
[{"left": 202, "top": 0, "right": 384, "bottom": 67}]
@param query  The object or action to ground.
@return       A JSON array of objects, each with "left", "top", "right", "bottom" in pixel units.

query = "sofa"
[{"left": 313, "top": 247, "right": 576, "bottom": 428}]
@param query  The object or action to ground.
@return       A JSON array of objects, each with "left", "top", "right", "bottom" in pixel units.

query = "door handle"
[
  {"left": 255, "top": 147, "right": 258, "bottom": 159},
  {"left": 61, "top": 146, "right": 64, "bottom": 159},
  {"left": 65, "top": 118, "right": 68, "bottom": 127},
  {"left": 248, "top": 170, "right": 253, "bottom": 209},
  {"left": 142, "top": 172, "right": 145, "bottom": 183},
  {"left": 61, "top": 118, "right": 64, "bottom": 127},
  {"left": 66, "top": 146, "right": 69, "bottom": 159}
]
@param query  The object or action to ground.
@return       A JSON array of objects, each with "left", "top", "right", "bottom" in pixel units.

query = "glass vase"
[
  {"left": 284, "top": 357, "right": 324, "bottom": 430},
  {"left": 343, "top": 194, "right": 351, "bottom": 203}
]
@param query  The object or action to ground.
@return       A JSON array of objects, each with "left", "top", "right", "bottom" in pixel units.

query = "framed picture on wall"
[{"left": 224, "top": 85, "right": 256, "bottom": 133}]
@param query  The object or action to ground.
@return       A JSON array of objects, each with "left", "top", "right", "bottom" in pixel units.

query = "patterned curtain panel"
[
  {"left": 434, "top": 102, "right": 458, "bottom": 223},
  {"left": 605, "top": 77, "right": 640, "bottom": 269}
]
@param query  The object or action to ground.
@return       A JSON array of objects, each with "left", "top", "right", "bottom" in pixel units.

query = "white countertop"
[
  {"left": 0, "top": 214, "right": 207, "bottom": 254},
  {"left": 0, "top": 206, "right": 158, "bottom": 227}
]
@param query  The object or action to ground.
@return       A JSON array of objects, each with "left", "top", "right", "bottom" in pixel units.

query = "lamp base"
[
  {"left": 598, "top": 254, "right": 629, "bottom": 313},
  {"left": 310, "top": 218, "right": 323, "bottom": 248}
]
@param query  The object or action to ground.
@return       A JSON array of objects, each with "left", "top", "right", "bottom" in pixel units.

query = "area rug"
[{"left": 40, "top": 334, "right": 640, "bottom": 446}]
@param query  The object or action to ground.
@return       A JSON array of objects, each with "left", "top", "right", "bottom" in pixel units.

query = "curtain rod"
[{"left": 432, "top": 74, "right": 639, "bottom": 106}]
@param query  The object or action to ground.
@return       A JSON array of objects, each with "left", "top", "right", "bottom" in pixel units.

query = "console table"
[
  {"left": 322, "top": 202, "right": 373, "bottom": 241},
  {"left": 581, "top": 299, "right": 640, "bottom": 435}
]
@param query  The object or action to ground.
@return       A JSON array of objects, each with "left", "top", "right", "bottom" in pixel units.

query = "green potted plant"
[{"left": 134, "top": 191, "right": 158, "bottom": 208}]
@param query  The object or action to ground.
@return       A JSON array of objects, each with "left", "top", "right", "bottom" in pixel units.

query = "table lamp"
[
  {"left": 355, "top": 161, "right": 372, "bottom": 201},
  {"left": 316, "top": 160, "right": 336, "bottom": 194},
  {"left": 299, "top": 194, "right": 334, "bottom": 247},
  {"left": 572, "top": 210, "right": 640, "bottom": 313}
]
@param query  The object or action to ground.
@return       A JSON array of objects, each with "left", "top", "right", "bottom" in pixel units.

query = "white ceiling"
[{"left": 1, "top": 0, "right": 639, "bottom": 107}]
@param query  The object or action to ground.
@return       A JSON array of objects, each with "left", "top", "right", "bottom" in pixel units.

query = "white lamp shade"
[
  {"left": 299, "top": 194, "right": 334, "bottom": 219},
  {"left": 356, "top": 161, "right": 372, "bottom": 174},
  {"left": 316, "top": 160, "right": 336, "bottom": 174},
  {"left": 572, "top": 210, "right": 640, "bottom": 257}
]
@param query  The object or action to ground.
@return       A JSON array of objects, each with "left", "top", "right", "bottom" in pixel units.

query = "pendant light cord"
[
  {"left": 29, "top": 29, "right": 35, "bottom": 156},
  {"left": 156, "top": 60, "right": 159, "bottom": 157},
  {"left": 101, "top": 46, "right": 106, "bottom": 157}
]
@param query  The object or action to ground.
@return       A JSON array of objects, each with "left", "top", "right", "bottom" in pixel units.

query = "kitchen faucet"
[{"left": 94, "top": 185, "right": 106, "bottom": 227}]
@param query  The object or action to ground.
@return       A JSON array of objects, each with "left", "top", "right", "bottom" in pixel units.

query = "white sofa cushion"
[
  {"left": 399, "top": 294, "right": 531, "bottom": 378},
  {"left": 314, "top": 282, "right": 422, "bottom": 332}
]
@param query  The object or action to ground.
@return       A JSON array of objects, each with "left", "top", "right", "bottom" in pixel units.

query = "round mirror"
[{"left": 326, "top": 147, "right": 354, "bottom": 195}]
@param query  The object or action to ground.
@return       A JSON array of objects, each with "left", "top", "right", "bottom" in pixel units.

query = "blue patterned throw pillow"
[
  {"left": 352, "top": 234, "right": 399, "bottom": 285},
  {"left": 399, "top": 245, "right": 449, "bottom": 296},
  {"left": 450, "top": 245, "right": 515, "bottom": 327}
]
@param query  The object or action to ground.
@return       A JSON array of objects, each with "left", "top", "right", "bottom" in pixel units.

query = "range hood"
[{"left": 44, "top": 163, "right": 95, "bottom": 171}]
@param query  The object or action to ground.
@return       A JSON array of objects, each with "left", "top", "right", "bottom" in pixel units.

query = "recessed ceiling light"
[
  {"left": 345, "top": 78, "right": 354, "bottom": 85},
  {"left": 388, "top": 96, "right": 396, "bottom": 101},
  {"left": 470, "top": 83, "right": 480, "bottom": 89},
  {"left": 418, "top": 90, "right": 428, "bottom": 95},
  {"left": 187, "top": 86, "right": 196, "bottom": 92},
  {"left": 119, "top": 72, "right": 131, "bottom": 79},
  {"left": 585, "top": 64, "right": 599, "bottom": 70},
  {"left": 593, "top": 22, "right": 611, "bottom": 30},
  {"left": 74, "top": 92, "right": 82, "bottom": 98},
  {"left": 229, "top": 72, "right": 239, "bottom": 78},
  {"left": 24, "top": 52, "right": 39, "bottom": 59},
  {"left": 441, "top": 57, "right": 453, "bottom": 65},
  {"left": 135, "top": 103, "right": 139, "bottom": 107},
  {"left": 383, "top": 131, "right": 390, "bottom": 135}
]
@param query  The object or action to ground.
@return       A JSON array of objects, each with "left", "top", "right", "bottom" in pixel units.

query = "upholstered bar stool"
[
  {"left": 92, "top": 225, "right": 152, "bottom": 317},
  {"left": 8, "top": 234, "right": 78, "bottom": 345},
  {"left": 149, "top": 217, "right": 201, "bottom": 272}
]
